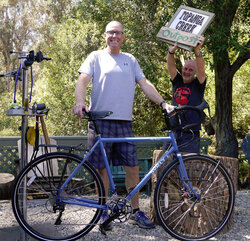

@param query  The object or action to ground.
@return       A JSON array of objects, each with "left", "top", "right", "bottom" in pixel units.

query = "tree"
[
  {"left": 72, "top": 0, "right": 175, "bottom": 136},
  {"left": 206, "top": 0, "right": 249, "bottom": 157},
  {"left": 35, "top": 18, "right": 104, "bottom": 136},
  {"left": 1, "top": 0, "right": 248, "bottom": 160},
  {"left": 0, "top": 0, "right": 39, "bottom": 135},
  {"left": 0, "top": 0, "right": 31, "bottom": 91},
  {"left": 0, "top": 0, "right": 79, "bottom": 135},
  {"left": 37, "top": 0, "right": 174, "bottom": 136},
  {"left": 156, "top": 0, "right": 249, "bottom": 157}
]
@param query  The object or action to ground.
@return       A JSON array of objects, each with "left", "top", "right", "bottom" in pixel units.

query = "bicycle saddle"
[{"left": 83, "top": 110, "right": 113, "bottom": 120}]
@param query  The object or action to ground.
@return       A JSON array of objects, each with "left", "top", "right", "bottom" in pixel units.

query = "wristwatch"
[
  {"left": 195, "top": 52, "right": 203, "bottom": 58},
  {"left": 160, "top": 100, "right": 166, "bottom": 108}
]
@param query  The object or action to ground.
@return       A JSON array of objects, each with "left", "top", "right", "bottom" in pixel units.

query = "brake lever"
[
  {"left": 82, "top": 110, "right": 90, "bottom": 117},
  {"left": 162, "top": 108, "right": 176, "bottom": 118}
]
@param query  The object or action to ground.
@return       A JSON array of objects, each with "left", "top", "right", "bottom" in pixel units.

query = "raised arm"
[
  {"left": 167, "top": 42, "right": 178, "bottom": 80},
  {"left": 194, "top": 35, "right": 206, "bottom": 84},
  {"left": 74, "top": 73, "right": 91, "bottom": 118}
]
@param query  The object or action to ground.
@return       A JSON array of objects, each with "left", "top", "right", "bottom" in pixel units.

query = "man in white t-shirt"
[{"left": 74, "top": 21, "right": 172, "bottom": 231}]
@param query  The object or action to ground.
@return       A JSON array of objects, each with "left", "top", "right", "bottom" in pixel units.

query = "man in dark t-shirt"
[{"left": 167, "top": 36, "right": 206, "bottom": 153}]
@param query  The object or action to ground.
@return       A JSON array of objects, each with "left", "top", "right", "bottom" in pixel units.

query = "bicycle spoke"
[
  {"left": 155, "top": 155, "right": 234, "bottom": 241},
  {"left": 12, "top": 152, "right": 105, "bottom": 241}
]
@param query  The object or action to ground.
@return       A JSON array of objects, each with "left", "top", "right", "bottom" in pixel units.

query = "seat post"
[
  {"left": 89, "top": 113, "right": 101, "bottom": 135},
  {"left": 93, "top": 120, "right": 101, "bottom": 135},
  {"left": 87, "top": 111, "right": 113, "bottom": 135}
]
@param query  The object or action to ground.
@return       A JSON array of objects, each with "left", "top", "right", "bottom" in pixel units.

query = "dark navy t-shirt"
[{"left": 171, "top": 73, "right": 206, "bottom": 130}]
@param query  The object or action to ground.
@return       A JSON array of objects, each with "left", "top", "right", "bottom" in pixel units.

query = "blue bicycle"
[{"left": 12, "top": 101, "right": 235, "bottom": 241}]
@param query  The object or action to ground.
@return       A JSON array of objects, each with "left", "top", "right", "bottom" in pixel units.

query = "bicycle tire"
[
  {"left": 12, "top": 152, "right": 105, "bottom": 241},
  {"left": 154, "top": 154, "right": 235, "bottom": 241}
]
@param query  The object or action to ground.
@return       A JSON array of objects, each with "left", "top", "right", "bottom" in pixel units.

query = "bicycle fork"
[
  {"left": 177, "top": 154, "right": 222, "bottom": 201},
  {"left": 176, "top": 153, "right": 200, "bottom": 200}
]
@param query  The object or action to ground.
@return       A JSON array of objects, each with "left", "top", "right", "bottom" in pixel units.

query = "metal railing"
[{"left": 0, "top": 136, "right": 166, "bottom": 176}]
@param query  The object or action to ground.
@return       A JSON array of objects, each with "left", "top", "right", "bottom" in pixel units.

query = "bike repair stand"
[{"left": 6, "top": 50, "right": 51, "bottom": 241}]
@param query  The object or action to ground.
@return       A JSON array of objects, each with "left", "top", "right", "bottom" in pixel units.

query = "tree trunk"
[
  {"left": 209, "top": 0, "right": 241, "bottom": 158},
  {"left": 214, "top": 63, "right": 238, "bottom": 158},
  {"left": 0, "top": 173, "right": 15, "bottom": 200}
]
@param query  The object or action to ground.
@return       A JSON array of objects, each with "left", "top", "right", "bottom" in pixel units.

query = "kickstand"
[
  {"left": 54, "top": 211, "right": 62, "bottom": 225},
  {"left": 99, "top": 224, "right": 107, "bottom": 235}
]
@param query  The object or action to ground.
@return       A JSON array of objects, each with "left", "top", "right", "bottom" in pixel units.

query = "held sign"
[
  {"left": 157, "top": 27, "right": 199, "bottom": 47},
  {"left": 157, "top": 5, "right": 214, "bottom": 50}
]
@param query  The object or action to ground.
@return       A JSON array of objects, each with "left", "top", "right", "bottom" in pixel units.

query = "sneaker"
[
  {"left": 100, "top": 211, "right": 113, "bottom": 231},
  {"left": 130, "top": 210, "right": 155, "bottom": 229}
]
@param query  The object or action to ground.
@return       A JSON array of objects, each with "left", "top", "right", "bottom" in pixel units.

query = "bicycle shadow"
[
  {"left": 0, "top": 225, "right": 31, "bottom": 241},
  {"left": 80, "top": 223, "right": 174, "bottom": 241}
]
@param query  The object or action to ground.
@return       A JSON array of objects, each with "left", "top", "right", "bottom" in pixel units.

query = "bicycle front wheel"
[
  {"left": 12, "top": 152, "right": 105, "bottom": 241},
  {"left": 154, "top": 154, "right": 235, "bottom": 241}
]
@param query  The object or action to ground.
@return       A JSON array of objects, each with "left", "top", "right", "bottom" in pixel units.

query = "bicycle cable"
[{"left": 13, "top": 63, "right": 22, "bottom": 104}]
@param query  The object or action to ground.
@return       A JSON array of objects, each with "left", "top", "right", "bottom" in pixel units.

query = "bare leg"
[
  {"left": 124, "top": 166, "right": 139, "bottom": 209},
  {"left": 97, "top": 168, "right": 109, "bottom": 198}
]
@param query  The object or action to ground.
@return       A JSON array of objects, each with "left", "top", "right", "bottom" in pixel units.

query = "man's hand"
[
  {"left": 169, "top": 42, "right": 178, "bottom": 54},
  {"left": 195, "top": 35, "right": 205, "bottom": 53},
  {"left": 73, "top": 104, "right": 89, "bottom": 119},
  {"left": 162, "top": 102, "right": 175, "bottom": 113}
]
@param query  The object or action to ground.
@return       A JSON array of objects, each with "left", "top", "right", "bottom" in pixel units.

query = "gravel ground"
[{"left": 0, "top": 190, "right": 249, "bottom": 241}]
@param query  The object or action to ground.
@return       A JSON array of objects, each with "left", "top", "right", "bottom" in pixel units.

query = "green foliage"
[
  {"left": 34, "top": 18, "right": 104, "bottom": 136},
  {"left": 0, "top": 0, "right": 249, "bottom": 146},
  {"left": 0, "top": 92, "right": 22, "bottom": 136},
  {"left": 232, "top": 62, "right": 250, "bottom": 139},
  {"left": 239, "top": 160, "right": 250, "bottom": 186},
  {"left": 36, "top": 0, "right": 176, "bottom": 136}
]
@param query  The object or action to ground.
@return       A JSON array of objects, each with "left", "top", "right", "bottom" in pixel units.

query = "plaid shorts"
[{"left": 87, "top": 120, "right": 138, "bottom": 169}]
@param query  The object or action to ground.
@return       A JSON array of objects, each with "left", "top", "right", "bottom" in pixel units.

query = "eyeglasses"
[{"left": 106, "top": 31, "right": 124, "bottom": 37}]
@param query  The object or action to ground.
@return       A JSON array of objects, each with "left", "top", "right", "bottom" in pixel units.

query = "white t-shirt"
[{"left": 78, "top": 49, "right": 145, "bottom": 120}]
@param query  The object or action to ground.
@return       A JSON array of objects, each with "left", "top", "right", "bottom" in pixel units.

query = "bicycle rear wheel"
[
  {"left": 154, "top": 154, "right": 235, "bottom": 241},
  {"left": 12, "top": 152, "right": 105, "bottom": 241}
]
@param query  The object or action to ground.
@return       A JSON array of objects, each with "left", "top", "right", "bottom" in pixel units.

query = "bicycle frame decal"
[
  {"left": 127, "top": 146, "right": 175, "bottom": 200},
  {"left": 100, "top": 136, "right": 172, "bottom": 193}
]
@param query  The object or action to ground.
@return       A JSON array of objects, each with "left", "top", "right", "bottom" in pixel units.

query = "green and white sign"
[{"left": 157, "top": 5, "right": 214, "bottom": 50}]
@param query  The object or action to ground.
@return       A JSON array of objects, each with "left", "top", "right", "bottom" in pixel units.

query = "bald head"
[
  {"left": 105, "top": 21, "right": 123, "bottom": 32},
  {"left": 104, "top": 21, "right": 125, "bottom": 55},
  {"left": 184, "top": 60, "right": 197, "bottom": 73},
  {"left": 181, "top": 60, "right": 197, "bottom": 83}
]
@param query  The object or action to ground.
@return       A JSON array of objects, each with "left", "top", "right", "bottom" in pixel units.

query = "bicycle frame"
[
  {"left": 57, "top": 130, "right": 200, "bottom": 210},
  {"left": 12, "top": 101, "right": 235, "bottom": 241}
]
